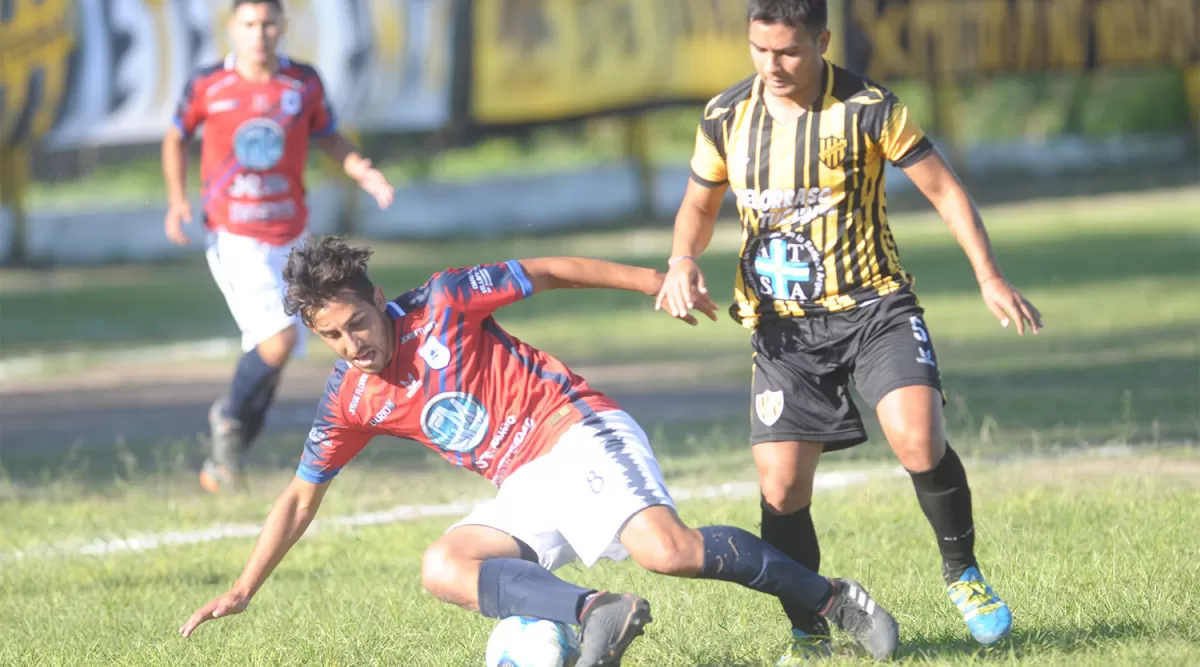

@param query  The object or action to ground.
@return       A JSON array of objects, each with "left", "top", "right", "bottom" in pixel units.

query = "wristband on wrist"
[{"left": 668, "top": 255, "right": 697, "bottom": 266}]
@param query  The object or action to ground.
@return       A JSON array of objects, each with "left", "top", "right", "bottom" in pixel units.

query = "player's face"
[
  {"left": 228, "top": 2, "right": 283, "bottom": 65},
  {"left": 748, "top": 20, "right": 829, "bottom": 100},
  {"left": 308, "top": 288, "right": 394, "bottom": 375}
]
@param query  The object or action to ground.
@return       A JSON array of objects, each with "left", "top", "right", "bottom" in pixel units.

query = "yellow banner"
[
  {"left": 0, "top": 0, "right": 76, "bottom": 147},
  {"left": 850, "top": 0, "right": 1200, "bottom": 81},
  {"left": 473, "top": 0, "right": 808, "bottom": 124}
]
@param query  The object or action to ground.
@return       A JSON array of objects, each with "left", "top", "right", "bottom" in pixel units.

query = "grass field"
[
  {"left": 3, "top": 452, "right": 1199, "bottom": 666},
  {"left": 1, "top": 186, "right": 1197, "bottom": 665},
  {"left": 3, "top": 187, "right": 1198, "bottom": 452}
]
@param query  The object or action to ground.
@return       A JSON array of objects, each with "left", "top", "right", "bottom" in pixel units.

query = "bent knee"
[
  {"left": 420, "top": 542, "right": 476, "bottom": 604},
  {"left": 760, "top": 475, "right": 814, "bottom": 515},
  {"left": 628, "top": 527, "right": 704, "bottom": 576}
]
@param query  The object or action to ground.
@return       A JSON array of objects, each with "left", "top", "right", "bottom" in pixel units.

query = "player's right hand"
[
  {"left": 178, "top": 589, "right": 250, "bottom": 638},
  {"left": 654, "top": 257, "right": 710, "bottom": 324},
  {"left": 164, "top": 199, "right": 193, "bottom": 246}
]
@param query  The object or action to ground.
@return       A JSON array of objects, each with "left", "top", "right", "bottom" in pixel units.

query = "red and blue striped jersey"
[
  {"left": 172, "top": 55, "right": 336, "bottom": 245},
  {"left": 297, "top": 261, "right": 621, "bottom": 487}
]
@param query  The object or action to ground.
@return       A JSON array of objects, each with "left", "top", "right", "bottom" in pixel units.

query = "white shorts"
[
  {"left": 449, "top": 410, "right": 674, "bottom": 571},
  {"left": 205, "top": 230, "right": 308, "bottom": 355}
]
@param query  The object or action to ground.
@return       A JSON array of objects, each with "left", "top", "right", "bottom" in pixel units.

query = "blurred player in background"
[
  {"left": 161, "top": 0, "right": 394, "bottom": 493},
  {"left": 178, "top": 237, "right": 903, "bottom": 665},
  {"left": 656, "top": 0, "right": 1042, "bottom": 661}
]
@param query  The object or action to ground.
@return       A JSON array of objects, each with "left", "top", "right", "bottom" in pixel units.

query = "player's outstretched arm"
[
  {"left": 315, "top": 132, "right": 395, "bottom": 210},
  {"left": 178, "top": 476, "right": 331, "bottom": 638},
  {"left": 903, "top": 151, "right": 1043, "bottom": 336},
  {"left": 518, "top": 257, "right": 720, "bottom": 326},
  {"left": 656, "top": 178, "right": 727, "bottom": 321}
]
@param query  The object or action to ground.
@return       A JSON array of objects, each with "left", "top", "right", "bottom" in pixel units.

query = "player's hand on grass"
[
  {"left": 655, "top": 257, "right": 711, "bottom": 324},
  {"left": 348, "top": 158, "right": 394, "bottom": 210},
  {"left": 179, "top": 589, "right": 250, "bottom": 638},
  {"left": 980, "top": 276, "right": 1043, "bottom": 335},
  {"left": 164, "top": 199, "right": 193, "bottom": 246}
]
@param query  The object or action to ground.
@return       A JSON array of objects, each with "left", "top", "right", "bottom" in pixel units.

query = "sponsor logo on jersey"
[
  {"left": 369, "top": 400, "right": 396, "bottom": 427},
  {"left": 400, "top": 321, "right": 434, "bottom": 345},
  {"left": 233, "top": 118, "right": 285, "bottom": 170},
  {"left": 348, "top": 373, "right": 370, "bottom": 415},
  {"left": 281, "top": 89, "right": 302, "bottom": 116},
  {"left": 420, "top": 392, "right": 490, "bottom": 453}
]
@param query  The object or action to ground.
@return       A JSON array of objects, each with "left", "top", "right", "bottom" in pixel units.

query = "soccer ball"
[{"left": 485, "top": 616, "right": 581, "bottom": 667}]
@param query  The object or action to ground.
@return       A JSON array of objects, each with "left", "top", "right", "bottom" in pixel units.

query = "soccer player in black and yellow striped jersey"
[{"left": 655, "top": 0, "right": 1042, "bottom": 660}]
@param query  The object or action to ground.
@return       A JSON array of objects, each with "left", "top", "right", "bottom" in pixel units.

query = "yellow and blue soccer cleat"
[
  {"left": 947, "top": 567, "right": 1012, "bottom": 646},
  {"left": 776, "top": 628, "right": 833, "bottom": 664}
]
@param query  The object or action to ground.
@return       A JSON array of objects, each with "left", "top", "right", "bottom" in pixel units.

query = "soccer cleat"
[
  {"left": 947, "top": 567, "right": 1012, "bottom": 646},
  {"left": 576, "top": 592, "right": 652, "bottom": 667},
  {"left": 820, "top": 578, "right": 899, "bottom": 661},
  {"left": 776, "top": 628, "right": 834, "bottom": 664}
]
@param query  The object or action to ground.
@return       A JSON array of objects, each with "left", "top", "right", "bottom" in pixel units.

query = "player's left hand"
[
  {"left": 178, "top": 589, "right": 250, "bottom": 638},
  {"left": 350, "top": 159, "right": 394, "bottom": 209},
  {"left": 980, "top": 276, "right": 1042, "bottom": 335}
]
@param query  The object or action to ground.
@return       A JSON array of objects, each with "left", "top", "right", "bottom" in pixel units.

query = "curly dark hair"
[
  {"left": 283, "top": 236, "right": 377, "bottom": 326},
  {"left": 748, "top": 0, "right": 827, "bottom": 33}
]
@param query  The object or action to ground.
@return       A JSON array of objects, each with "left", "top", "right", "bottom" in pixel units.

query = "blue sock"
[
  {"left": 224, "top": 349, "right": 279, "bottom": 424},
  {"left": 698, "top": 525, "right": 834, "bottom": 613},
  {"left": 477, "top": 558, "right": 595, "bottom": 625}
]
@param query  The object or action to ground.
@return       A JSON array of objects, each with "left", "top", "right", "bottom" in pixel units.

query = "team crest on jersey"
[
  {"left": 233, "top": 118, "right": 285, "bottom": 170},
  {"left": 418, "top": 337, "right": 451, "bottom": 369},
  {"left": 742, "top": 232, "right": 826, "bottom": 303},
  {"left": 281, "top": 90, "right": 302, "bottom": 116},
  {"left": 421, "top": 392, "right": 490, "bottom": 453},
  {"left": 755, "top": 390, "right": 785, "bottom": 427},
  {"left": 820, "top": 135, "right": 848, "bottom": 170}
]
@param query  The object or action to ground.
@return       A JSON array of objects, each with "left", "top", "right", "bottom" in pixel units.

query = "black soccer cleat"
[
  {"left": 576, "top": 592, "right": 652, "bottom": 667},
  {"left": 821, "top": 578, "right": 900, "bottom": 661}
]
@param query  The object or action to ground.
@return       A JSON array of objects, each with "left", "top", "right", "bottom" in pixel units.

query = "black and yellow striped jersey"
[{"left": 691, "top": 60, "right": 934, "bottom": 328}]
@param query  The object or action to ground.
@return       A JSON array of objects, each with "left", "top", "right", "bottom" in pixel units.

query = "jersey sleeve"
[
  {"left": 429, "top": 260, "right": 534, "bottom": 317},
  {"left": 307, "top": 71, "right": 337, "bottom": 138},
  {"left": 873, "top": 92, "right": 934, "bottom": 168},
  {"left": 689, "top": 97, "right": 729, "bottom": 187},
  {"left": 296, "top": 363, "right": 372, "bottom": 484},
  {"left": 171, "top": 73, "right": 206, "bottom": 140}
]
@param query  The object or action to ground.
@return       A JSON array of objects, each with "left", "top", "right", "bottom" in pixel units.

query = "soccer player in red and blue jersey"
[
  {"left": 178, "top": 236, "right": 905, "bottom": 664},
  {"left": 161, "top": 0, "right": 394, "bottom": 493}
]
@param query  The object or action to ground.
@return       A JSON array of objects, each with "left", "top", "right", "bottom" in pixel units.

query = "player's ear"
[
  {"left": 816, "top": 29, "right": 831, "bottom": 55},
  {"left": 372, "top": 285, "right": 387, "bottom": 311}
]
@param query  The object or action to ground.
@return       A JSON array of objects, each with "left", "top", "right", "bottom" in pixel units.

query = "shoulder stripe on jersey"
[
  {"left": 386, "top": 302, "right": 405, "bottom": 318},
  {"left": 505, "top": 260, "right": 535, "bottom": 298}
]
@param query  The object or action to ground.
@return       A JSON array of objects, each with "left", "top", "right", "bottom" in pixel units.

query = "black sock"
[
  {"left": 760, "top": 499, "right": 825, "bottom": 633},
  {"left": 224, "top": 349, "right": 281, "bottom": 446},
  {"left": 240, "top": 370, "right": 282, "bottom": 445},
  {"left": 698, "top": 525, "right": 833, "bottom": 613},
  {"left": 477, "top": 558, "right": 595, "bottom": 625},
  {"left": 908, "top": 444, "right": 978, "bottom": 584}
]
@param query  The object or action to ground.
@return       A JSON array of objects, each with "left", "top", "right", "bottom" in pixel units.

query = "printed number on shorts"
[{"left": 909, "top": 315, "right": 937, "bottom": 367}]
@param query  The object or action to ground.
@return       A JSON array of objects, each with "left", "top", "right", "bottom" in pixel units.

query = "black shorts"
[{"left": 749, "top": 288, "right": 944, "bottom": 451}]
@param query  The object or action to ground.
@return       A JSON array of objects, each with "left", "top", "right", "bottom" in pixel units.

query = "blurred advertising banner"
[
  {"left": 0, "top": 0, "right": 77, "bottom": 148},
  {"left": 15, "top": 0, "right": 452, "bottom": 150},
  {"left": 844, "top": 0, "right": 1200, "bottom": 81},
  {"left": 470, "top": 0, "right": 824, "bottom": 125}
]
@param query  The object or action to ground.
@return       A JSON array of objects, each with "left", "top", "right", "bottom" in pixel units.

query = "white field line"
[
  {"left": 5, "top": 469, "right": 902, "bottom": 562},
  {"left": 6, "top": 444, "right": 1141, "bottom": 563}
]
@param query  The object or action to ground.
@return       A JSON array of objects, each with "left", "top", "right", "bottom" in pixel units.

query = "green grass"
[
  {"left": 3, "top": 188, "right": 1197, "bottom": 450},
  {"left": 2, "top": 454, "right": 1198, "bottom": 666}
]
